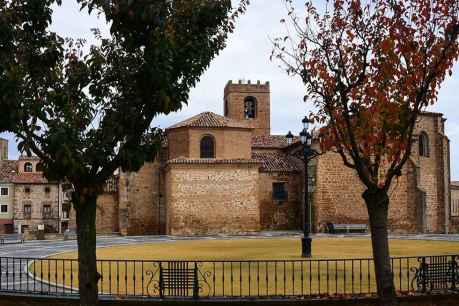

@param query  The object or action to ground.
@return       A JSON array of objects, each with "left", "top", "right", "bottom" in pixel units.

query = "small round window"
[{"left": 24, "top": 162, "right": 33, "bottom": 173}]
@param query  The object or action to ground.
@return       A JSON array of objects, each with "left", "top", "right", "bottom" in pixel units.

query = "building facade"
[
  {"left": 451, "top": 182, "right": 459, "bottom": 232},
  {"left": 92, "top": 80, "right": 453, "bottom": 236},
  {"left": 0, "top": 158, "right": 15, "bottom": 234},
  {"left": 0, "top": 155, "right": 71, "bottom": 234}
]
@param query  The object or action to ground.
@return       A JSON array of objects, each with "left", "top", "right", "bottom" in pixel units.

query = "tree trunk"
[
  {"left": 362, "top": 188, "right": 398, "bottom": 306},
  {"left": 75, "top": 194, "right": 99, "bottom": 306}
]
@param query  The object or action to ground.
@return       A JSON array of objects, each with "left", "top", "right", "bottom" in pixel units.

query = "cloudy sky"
[{"left": 1, "top": 0, "right": 458, "bottom": 180}]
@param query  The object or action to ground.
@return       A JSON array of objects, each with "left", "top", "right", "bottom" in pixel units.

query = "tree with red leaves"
[{"left": 273, "top": 0, "right": 459, "bottom": 305}]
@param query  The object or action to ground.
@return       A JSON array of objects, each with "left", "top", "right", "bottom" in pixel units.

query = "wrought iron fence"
[{"left": 0, "top": 255, "right": 457, "bottom": 299}]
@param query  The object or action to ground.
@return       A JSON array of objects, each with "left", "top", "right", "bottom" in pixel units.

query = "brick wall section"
[
  {"left": 313, "top": 151, "right": 420, "bottom": 233},
  {"left": 224, "top": 81, "right": 270, "bottom": 137},
  {"left": 259, "top": 172, "right": 301, "bottom": 230},
  {"left": 188, "top": 129, "right": 252, "bottom": 160},
  {"left": 312, "top": 114, "right": 448, "bottom": 234},
  {"left": 96, "top": 193, "right": 119, "bottom": 234},
  {"left": 165, "top": 163, "right": 260, "bottom": 235},
  {"left": 166, "top": 128, "right": 189, "bottom": 159},
  {"left": 117, "top": 162, "right": 163, "bottom": 235},
  {"left": 411, "top": 114, "right": 448, "bottom": 233},
  {"left": 313, "top": 151, "right": 366, "bottom": 230},
  {"left": 168, "top": 128, "right": 253, "bottom": 160},
  {"left": 13, "top": 184, "right": 60, "bottom": 232}
]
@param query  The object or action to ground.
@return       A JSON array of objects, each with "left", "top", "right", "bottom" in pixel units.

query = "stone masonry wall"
[
  {"left": 411, "top": 114, "right": 447, "bottom": 233},
  {"left": 450, "top": 184, "right": 459, "bottom": 233},
  {"left": 188, "top": 129, "right": 252, "bottom": 160},
  {"left": 117, "top": 161, "right": 163, "bottom": 235},
  {"left": 96, "top": 193, "right": 119, "bottom": 234},
  {"left": 313, "top": 152, "right": 420, "bottom": 233},
  {"left": 259, "top": 172, "right": 301, "bottom": 230},
  {"left": 166, "top": 128, "right": 189, "bottom": 160},
  {"left": 224, "top": 81, "right": 270, "bottom": 137},
  {"left": 313, "top": 114, "right": 447, "bottom": 234},
  {"left": 166, "top": 163, "right": 260, "bottom": 235},
  {"left": 167, "top": 128, "right": 253, "bottom": 160}
]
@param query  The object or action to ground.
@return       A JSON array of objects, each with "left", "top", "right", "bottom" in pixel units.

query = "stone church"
[{"left": 93, "top": 80, "right": 455, "bottom": 236}]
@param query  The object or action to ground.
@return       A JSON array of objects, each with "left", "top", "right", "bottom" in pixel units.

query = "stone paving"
[
  {"left": 1, "top": 231, "right": 459, "bottom": 259},
  {"left": 0, "top": 232, "right": 457, "bottom": 296}
]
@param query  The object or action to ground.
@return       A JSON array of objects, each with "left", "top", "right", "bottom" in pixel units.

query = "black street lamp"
[{"left": 286, "top": 116, "right": 321, "bottom": 258}]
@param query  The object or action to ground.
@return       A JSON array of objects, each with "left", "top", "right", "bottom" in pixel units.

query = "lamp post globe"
[
  {"left": 302, "top": 116, "right": 310, "bottom": 130},
  {"left": 300, "top": 129, "right": 307, "bottom": 145},
  {"left": 286, "top": 131, "right": 294, "bottom": 146}
]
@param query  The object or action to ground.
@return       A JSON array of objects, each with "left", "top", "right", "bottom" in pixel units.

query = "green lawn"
[{"left": 32, "top": 237, "right": 459, "bottom": 297}]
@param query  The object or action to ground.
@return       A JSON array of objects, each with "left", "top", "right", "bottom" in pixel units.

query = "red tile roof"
[
  {"left": 0, "top": 160, "right": 18, "bottom": 183},
  {"left": 1, "top": 160, "right": 51, "bottom": 184},
  {"left": 12, "top": 173, "right": 49, "bottom": 184},
  {"left": 251, "top": 135, "right": 293, "bottom": 148},
  {"left": 167, "top": 112, "right": 252, "bottom": 130},
  {"left": 252, "top": 152, "right": 299, "bottom": 173},
  {"left": 18, "top": 155, "right": 40, "bottom": 161}
]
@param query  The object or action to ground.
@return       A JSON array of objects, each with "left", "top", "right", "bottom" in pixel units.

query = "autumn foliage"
[
  {"left": 273, "top": 1, "right": 459, "bottom": 305},
  {"left": 273, "top": 0, "right": 459, "bottom": 191}
]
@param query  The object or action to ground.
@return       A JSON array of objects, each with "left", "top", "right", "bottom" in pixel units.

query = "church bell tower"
[{"left": 223, "top": 80, "right": 271, "bottom": 137}]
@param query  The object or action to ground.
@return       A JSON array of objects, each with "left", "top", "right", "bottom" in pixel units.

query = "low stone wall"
[{"left": 0, "top": 293, "right": 458, "bottom": 306}]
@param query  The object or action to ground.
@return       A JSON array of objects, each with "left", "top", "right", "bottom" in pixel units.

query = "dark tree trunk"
[
  {"left": 75, "top": 193, "right": 99, "bottom": 306},
  {"left": 362, "top": 188, "right": 398, "bottom": 306}
]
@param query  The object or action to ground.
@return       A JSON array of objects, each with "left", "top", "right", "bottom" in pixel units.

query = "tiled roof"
[
  {"left": 18, "top": 155, "right": 40, "bottom": 161},
  {"left": 1, "top": 160, "right": 50, "bottom": 184},
  {"left": 12, "top": 173, "right": 48, "bottom": 184},
  {"left": 167, "top": 158, "right": 260, "bottom": 165},
  {"left": 0, "top": 160, "right": 18, "bottom": 183},
  {"left": 420, "top": 111, "right": 444, "bottom": 117},
  {"left": 252, "top": 152, "right": 299, "bottom": 173},
  {"left": 167, "top": 112, "right": 252, "bottom": 130},
  {"left": 252, "top": 135, "right": 296, "bottom": 148}
]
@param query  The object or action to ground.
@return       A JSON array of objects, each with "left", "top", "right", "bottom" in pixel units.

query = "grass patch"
[{"left": 31, "top": 237, "right": 459, "bottom": 297}]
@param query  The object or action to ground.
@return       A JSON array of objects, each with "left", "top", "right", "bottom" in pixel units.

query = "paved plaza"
[{"left": 1, "top": 232, "right": 459, "bottom": 258}]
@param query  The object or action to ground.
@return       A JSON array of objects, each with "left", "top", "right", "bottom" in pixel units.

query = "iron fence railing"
[{"left": 0, "top": 255, "right": 456, "bottom": 299}]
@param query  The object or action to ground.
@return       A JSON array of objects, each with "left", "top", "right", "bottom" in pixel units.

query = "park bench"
[
  {"left": 327, "top": 223, "right": 368, "bottom": 234},
  {"left": 159, "top": 261, "right": 199, "bottom": 299},
  {"left": 0, "top": 233, "right": 24, "bottom": 245},
  {"left": 63, "top": 229, "right": 77, "bottom": 240},
  {"left": 413, "top": 256, "right": 459, "bottom": 292}
]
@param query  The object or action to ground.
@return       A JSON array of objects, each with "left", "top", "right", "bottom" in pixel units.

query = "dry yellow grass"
[{"left": 31, "top": 237, "right": 459, "bottom": 297}]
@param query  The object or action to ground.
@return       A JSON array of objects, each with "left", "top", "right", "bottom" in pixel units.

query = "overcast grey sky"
[{"left": 1, "top": 0, "right": 458, "bottom": 180}]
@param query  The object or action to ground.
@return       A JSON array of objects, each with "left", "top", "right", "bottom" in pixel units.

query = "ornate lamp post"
[{"left": 286, "top": 117, "right": 321, "bottom": 257}]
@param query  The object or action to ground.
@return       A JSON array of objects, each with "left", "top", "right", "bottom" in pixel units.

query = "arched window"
[
  {"left": 419, "top": 132, "right": 429, "bottom": 157},
  {"left": 24, "top": 162, "right": 33, "bottom": 173},
  {"left": 244, "top": 96, "right": 257, "bottom": 119},
  {"left": 200, "top": 135, "right": 215, "bottom": 159}
]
